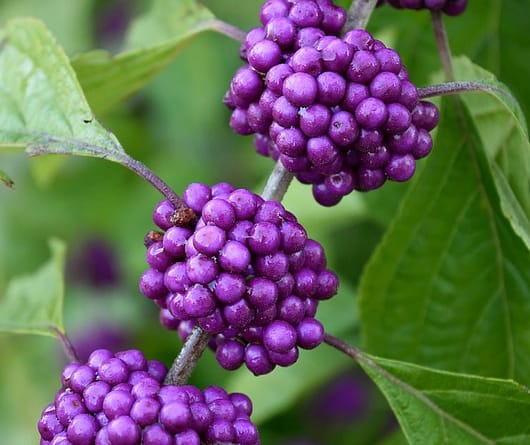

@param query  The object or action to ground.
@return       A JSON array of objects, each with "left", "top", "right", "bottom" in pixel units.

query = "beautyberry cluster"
[
  {"left": 139, "top": 182, "right": 339, "bottom": 375},
  {"left": 38, "top": 349, "right": 260, "bottom": 445},
  {"left": 225, "top": 0, "right": 440, "bottom": 206},
  {"left": 377, "top": 0, "right": 468, "bottom": 16}
]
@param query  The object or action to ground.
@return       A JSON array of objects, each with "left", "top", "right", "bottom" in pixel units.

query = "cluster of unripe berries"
[
  {"left": 139, "top": 182, "right": 339, "bottom": 375},
  {"left": 377, "top": 0, "right": 468, "bottom": 16},
  {"left": 38, "top": 349, "right": 260, "bottom": 445},
  {"left": 225, "top": 0, "right": 440, "bottom": 206}
]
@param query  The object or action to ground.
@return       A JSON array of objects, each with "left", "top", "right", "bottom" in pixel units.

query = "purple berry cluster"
[
  {"left": 225, "top": 0, "right": 440, "bottom": 206},
  {"left": 38, "top": 349, "right": 260, "bottom": 445},
  {"left": 377, "top": 0, "right": 468, "bottom": 16},
  {"left": 139, "top": 182, "right": 339, "bottom": 375}
]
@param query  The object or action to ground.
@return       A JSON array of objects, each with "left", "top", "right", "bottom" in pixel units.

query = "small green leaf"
[
  {"left": 358, "top": 354, "right": 530, "bottom": 445},
  {"left": 0, "top": 169, "right": 14, "bottom": 188},
  {"left": 0, "top": 238, "right": 66, "bottom": 336},
  {"left": 0, "top": 18, "right": 125, "bottom": 161},
  {"left": 72, "top": 0, "right": 216, "bottom": 114},
  {"left": 359, "top": 96, "right": 530, "bottom": 384}
]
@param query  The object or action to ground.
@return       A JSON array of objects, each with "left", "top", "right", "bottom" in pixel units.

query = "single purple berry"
[
  {"left": 263, "top": 320, "right": 298, "bottom": 353},
  {"left": 283, "top": 72, "right": 318, "bottom": 107},
  {"left": 66, "top": 414, "right": 97, "bottom": 445},
  {"left": 107, "top": 415, "right": 140, "bottom": 444},
  {"left": 385, "top": 154, "right": 416, "bottom": 181},
  {"left": 216, "top": 339, "right": 246, "bottom": 371},
  {"left": 296, "top": 318, "right": 324, "bottom": 349},
  {"left": 288, "top": 0, "right": 323, "bottom": 27},
  {"left": 245, "top": 344, "right": 275, "bottom": 376},
  {"left": 248, "top": 39, "right": 282, "bottom": 73}
]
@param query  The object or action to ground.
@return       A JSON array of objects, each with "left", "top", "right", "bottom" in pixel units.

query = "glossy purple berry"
[
  {"left": 283, "top": 72, "right": 318, "bottom": 107},
  {"left": 263, "top": 320, "right": 297, "bottom": 353}
]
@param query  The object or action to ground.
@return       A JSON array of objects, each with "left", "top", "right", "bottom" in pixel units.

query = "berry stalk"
[
  {"left": 431, "top": 10, "right": 455, "bottom": 81},
  {"left": 210, "top": 18, "right": 246, "bottom": 42},
  {"left": 345, "top": 0, "right": 379, "bottom": 31},
  {"left": 123, "top": 155, "right": 187, "bottom": 212},
  {"left": 53, "top": 327, "right": 80, "bottom": 363},
  {"left": 164, "top": 326, "right": 211, "bottom": 386},
  {"left": 261, "top": 161, "right": 294, "bottom": 201}
]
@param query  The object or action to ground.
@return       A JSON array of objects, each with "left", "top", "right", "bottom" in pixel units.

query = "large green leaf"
[
  {"left": 452, "top": 57, "right": 530, "bottom": 249},
  {"left": 0, "top": 238, "right": 66, "bottom": 336},
  {"left": 72, "top": 0, "right": 217, "bottom": 114},
  {"left": 499, "top": 0, "right": 530, "bottom": 124},
  {"left": 358, "top": 353, "right": 530, "bottom": 445},
  {"left": 0, "top": 18, "right": 124, "bottom": 160},
  {"left": 359, "top": 95, "right": 530, "bottom": 384}
]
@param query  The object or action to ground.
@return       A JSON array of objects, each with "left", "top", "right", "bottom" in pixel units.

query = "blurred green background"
[{"left": 0, "top": 0, "right": 528, "bottom": 444}]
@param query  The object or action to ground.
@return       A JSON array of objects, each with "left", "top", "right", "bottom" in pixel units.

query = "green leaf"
[
  {"left": 452, "top": 56, "right": 530, "bottom": 249},
  {"left": 358, "top": 353, "right": 530, "bottom": 445},
  {"left": 71, "top": 0, "right": 216, "bottom": 114},
  {"left": 375, "top": 431, "right": 408, "bottom": 445},
  {"left": 0, "top": 18, "right": 125, "bottom": 161},
  {"left": 0, "top": 169, "right": 14, "bottom": 188},
  {"left": 0, "top": 238, "right": 66, "bottom": 336},
  {"left": 359, "top": 96, "right": 530, "bottom": 385},
  {"left": 499, "top": 0, "right": 530, "bottom": 125}
]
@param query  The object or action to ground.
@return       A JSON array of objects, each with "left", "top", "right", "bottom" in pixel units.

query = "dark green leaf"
[
  {"left": 72, "top": 0, "right": 216, "bottom": 114},
  {"left": 0, "top": 18, "right": 125, "bottom": 161},
  {"left": 359, "top": 96, "right": 530, "bottom": 384},
  {"left": 359, "top": 354, "right": 530, "bottom": 445},
  {"left": 375, "top": 431, "right": 408, "bottom": 445},
  {"left": 0, "top": 238, "right": 66, "bottom": 336},
  {"left": 453, "top": 57, "right": 530, "bottom": 249},
  {"left": 499, "top": 0, "right": 530, "bottom": 125},
  {"left": 0, "top": 169, "right": 14, "bottom": 188}
]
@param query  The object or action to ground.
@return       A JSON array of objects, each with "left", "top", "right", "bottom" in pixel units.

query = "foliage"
[{"left": 0, "top": 0, "right": 529, "bottom": 444}]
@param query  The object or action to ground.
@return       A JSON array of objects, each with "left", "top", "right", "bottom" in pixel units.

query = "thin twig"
[
  {"left": 122, "top": 155, "right": 184, "bottom": 209},
  {"left": 261, "top": 161, "right": 294, "bottom": 201},
  {"left": 164, "top": 327, "right": 211, "bottom": 386},
  {"left": 345, "top": 0, "right": 379, "bottom": 31},
  {"left": 53, "top": 327, "right": 80, "bottom": 363},
  {"left": 209, "top": 19, "right": 246, "bottom": 42},
  {"left": 323, "top": 331, "right": 361, "bottom": 360},
  {"left": 431, "top": 10, "right": 454, "bottom": 81},
  {"left": 418, "top": 81, "right": 515, "bottom": 102}
]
